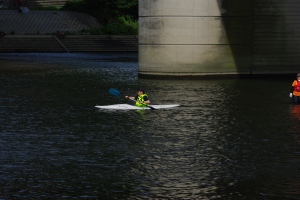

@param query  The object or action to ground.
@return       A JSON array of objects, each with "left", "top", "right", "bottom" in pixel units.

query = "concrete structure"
[{"left": 138, "top": 0, "right": 300, "bottom": 78}]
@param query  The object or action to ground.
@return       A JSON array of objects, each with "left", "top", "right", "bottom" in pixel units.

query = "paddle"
[
  {"left": 109, "top": 88, "right": 121, "bottom": 96},
  {"left": 109, "top": 88, "right": 156, "bottom": 110}
]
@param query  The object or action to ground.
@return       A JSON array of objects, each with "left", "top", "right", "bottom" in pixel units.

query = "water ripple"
[{"left": 0, "top": 53, "right": 299, "bottom": 199}]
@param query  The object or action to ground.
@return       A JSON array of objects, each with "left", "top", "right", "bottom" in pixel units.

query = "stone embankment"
[
  {"left": 0, "top": 35, "right": 138, "bottom": 52},
  {"left": 0, "top": 10, "right": 138, "bottom": 52}
]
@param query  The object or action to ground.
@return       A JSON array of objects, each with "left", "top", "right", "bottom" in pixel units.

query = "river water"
[{"left": 0, "top": 52, "right": 299, "bottom": 199}]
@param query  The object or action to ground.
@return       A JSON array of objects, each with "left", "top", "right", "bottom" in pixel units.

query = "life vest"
[
  {"left": 136, "top": 94, "right": 148, "bottom": 107},
  {"left": 294, "top": 81, "right": 300, "bottom": 92}
]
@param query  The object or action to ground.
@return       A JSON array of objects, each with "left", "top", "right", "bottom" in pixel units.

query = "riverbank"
[
  {"left": 0, "top": 35, "right": 138, "bottom": 52},
  {"left": 0, "top": 10, "right": 100, "bottom": 35},
  {"left": 0, "top": 10, "right": 137, "bottom": 52}
]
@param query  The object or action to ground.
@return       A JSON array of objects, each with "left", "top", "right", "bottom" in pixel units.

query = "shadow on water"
[{"left": 0, "top": 53, "right": 300, "bottom": 199}]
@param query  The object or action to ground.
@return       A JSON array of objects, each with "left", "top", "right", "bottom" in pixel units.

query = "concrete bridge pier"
[{"left": 138, "top": 0, "right": 300, "bottom": 78}]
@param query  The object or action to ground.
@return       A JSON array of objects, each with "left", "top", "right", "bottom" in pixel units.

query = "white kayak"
[{"left": 95, "top": 104, "right": 180, "bottom": 110}]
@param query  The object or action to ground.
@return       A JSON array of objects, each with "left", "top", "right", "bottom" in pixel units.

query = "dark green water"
[{"left": 0, "top": 53, "right": 299, "bottom": 199}]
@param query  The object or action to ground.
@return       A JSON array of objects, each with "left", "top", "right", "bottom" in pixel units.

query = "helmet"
[{"left": 138, "top": 88, "right": 145, "bottom": 93}]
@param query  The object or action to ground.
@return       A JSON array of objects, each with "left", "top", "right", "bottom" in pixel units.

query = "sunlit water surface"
[{"left": 0, "top": 53, "right": 299, "bottom": 199}]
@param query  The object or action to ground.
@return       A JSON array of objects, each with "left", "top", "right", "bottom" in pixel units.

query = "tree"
[
  {"left": 63, "top": 0, "right": 138, "bottom": 34},
  {"left": 85, "top": 0, "right": 138, "bottom": 25}
]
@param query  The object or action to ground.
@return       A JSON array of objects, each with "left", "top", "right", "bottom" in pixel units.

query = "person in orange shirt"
[{"left": 290, "top": 73, "right": 300, "bottom": 103}]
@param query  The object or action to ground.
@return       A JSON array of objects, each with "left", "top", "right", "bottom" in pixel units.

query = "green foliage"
[
  {"left": 112, "top": 0, "right": 138, "bottom": 9},
  {"left": 88, "top": 28, "right": 105, "bottom": 35},
  {"left": 60, "top": 0, "right": 138, "bottom": 35},
  {"left": 85, "top": 0, "right": 138, "bottom": 25},
  {"left": 102, "top": 15, "right": 138, "bottom": 35},
  {"left": 62, "top": 0, "right": 87, "bottom": 12},
  {"left": 31, "top": 6, "right": 62, "bottom": 10}
]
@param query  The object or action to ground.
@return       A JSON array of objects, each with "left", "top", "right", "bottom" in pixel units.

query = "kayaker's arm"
[
  {"left": 143, "top": 98, "right": 150, "bottom": 104},
  {"left": 144, "top": 100, "right": 150, "bottom": 104},
  {"left": 290, "top": 86, "right": 294, "bottom": 98},
  {"left": 141, "top": 96, "right": 150, "bottom": 105},
  {"left": 125, "top": 96, "right": 135, "bottom": 101}
]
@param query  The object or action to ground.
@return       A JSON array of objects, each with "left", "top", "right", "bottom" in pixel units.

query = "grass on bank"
[{"left": 30, "top": 0, "right": 138, "bottom": 35}]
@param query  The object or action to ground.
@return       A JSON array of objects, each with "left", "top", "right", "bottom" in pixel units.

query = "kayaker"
[
  {"left": 290, "top": 73, "right": 300, "bottom": 103},
  {"left": 125, "top": 89, "right": 150, "bottom": 107}
]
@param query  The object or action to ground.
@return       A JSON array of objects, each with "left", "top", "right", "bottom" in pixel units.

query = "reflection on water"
[{"left": 0, "top": 53, "right": 299, "bottom": 199}]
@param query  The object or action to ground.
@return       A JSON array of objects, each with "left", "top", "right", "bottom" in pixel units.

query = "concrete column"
[{"left": 138, "top": 0, "right": 252, "bottom": 78}]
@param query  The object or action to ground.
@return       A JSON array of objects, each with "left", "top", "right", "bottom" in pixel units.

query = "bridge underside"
[{"left": 138, "top": 0, "right": 300, "bottom": 79}]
